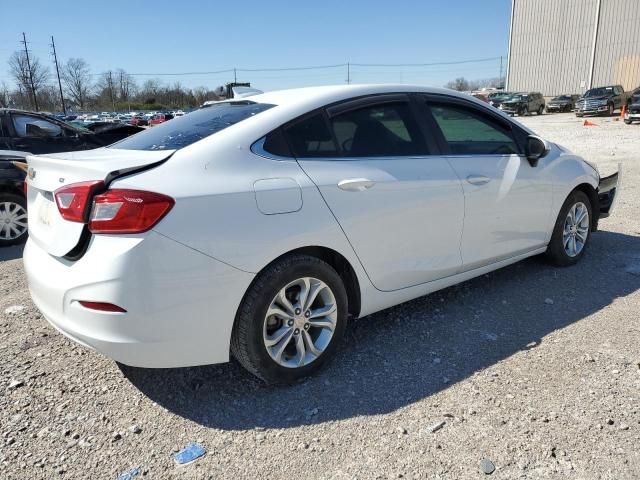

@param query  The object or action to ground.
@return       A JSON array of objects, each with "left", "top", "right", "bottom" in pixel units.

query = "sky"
[{"left": 0, "top": 0, "right": 512, "bottom": 92}]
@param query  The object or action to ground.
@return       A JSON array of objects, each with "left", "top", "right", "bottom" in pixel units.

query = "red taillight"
[
  {"left": 54, "top": 181, "right": 104, "bottom": 222},
  {"left": 78, "top": 301, "right": 127, "bottom": 313},
  {"left": 89, "top": 189, "right": 174, "bottom": 234}
]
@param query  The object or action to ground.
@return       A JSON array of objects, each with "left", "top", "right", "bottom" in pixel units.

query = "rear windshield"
[{"left": 109, "top": 101, "right": 275, "bottom": 151}]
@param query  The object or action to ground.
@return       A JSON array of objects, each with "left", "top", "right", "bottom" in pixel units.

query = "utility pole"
[
  {"left": 50, "top": 36, "right": 66, "bottom": 114},
  {"left": 499, "top": 56, "right": 503, "bottom": 87},
  {"left": 107, "top": 71, "right": 115, "bottom": 111},
  {"left": 21, "top": 32, "right": 39, "bottom": 111},
  {"left": 346, "top": 62, "right": 350, "bottom": 84},
  {"left": 233, "top": 68, "right": 237, "bottom": 83}
]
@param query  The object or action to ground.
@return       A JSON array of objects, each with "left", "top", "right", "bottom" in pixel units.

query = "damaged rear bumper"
[{"left": 598, "top": 165, "right": 621, "bottom": 218}]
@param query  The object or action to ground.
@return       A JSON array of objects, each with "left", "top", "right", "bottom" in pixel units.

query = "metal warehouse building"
[{"left": 506, "top": 0, "right": 640, "bottom": 96}]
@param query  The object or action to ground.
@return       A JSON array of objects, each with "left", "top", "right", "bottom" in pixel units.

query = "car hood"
[{"left": 549, "top": 100, "right": 570, "bottom": 104}]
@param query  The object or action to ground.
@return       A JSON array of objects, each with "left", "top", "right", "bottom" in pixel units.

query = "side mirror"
[{"left": 526, "top": 135, "right": 549, "bottom": 166}]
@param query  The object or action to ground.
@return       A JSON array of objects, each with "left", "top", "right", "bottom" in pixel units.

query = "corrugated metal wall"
[
  {"left": 592, "top": 0, "right": 640, "bottom": 89},
  {"left": 507, "top": 0, "right": 640, "bottom": 96}
]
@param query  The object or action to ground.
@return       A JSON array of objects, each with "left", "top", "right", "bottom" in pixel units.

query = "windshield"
[
  {"left": 585, "top": 87, "right": 613, "bottom": 97},
  {"left": 552, "top": 95, "right": 571, "bottom": 101},
  {"left": 489, "top": 93, "right": 511, "bottom": 100},
  {"left": 109, "top": 101, "right": 275, "bottom": 151},
  {"left": 507, "top": 94, "right": 528, "bottom": 101},
  {"left": 632, "top": 94, "right": 640, "bottom": 103}
]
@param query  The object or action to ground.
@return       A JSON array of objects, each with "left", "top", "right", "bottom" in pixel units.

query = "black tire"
[
  {"left": 545, "top": 190, "right": 593, "bottom": 267},
  {"left": 607, "top": 103, "right": 614, "bottom": 116},
  {"left": 231, "top": 254, "right": 348, "bottom": 384},
  {"left": 537, "top": 105, "right": 544, "bottom": 115},
  {"left": 521, "top": 106, "right": 529, "bottom": 116},
  {"left": 624, "top": 119, "right": 632, "bottom": 125},
  {"left": 0, "top": 193, "right": 28, "bottom": 247}
]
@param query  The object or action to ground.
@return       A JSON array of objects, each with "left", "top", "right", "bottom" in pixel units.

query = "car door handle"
[
  {"left": 466, "top": 175, "right": 491, "bottom": 186},
  {"left": 337, "top": 178, "right": 376, "bottom": 192}
]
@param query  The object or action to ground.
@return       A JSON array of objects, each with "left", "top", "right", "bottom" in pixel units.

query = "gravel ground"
[{"left": 1, "top": 113, "right": 639, "bottom": 479}]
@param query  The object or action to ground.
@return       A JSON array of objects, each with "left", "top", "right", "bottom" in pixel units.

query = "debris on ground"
[{"left": 174, "top": 442, "right": 207, "bottom": 465}]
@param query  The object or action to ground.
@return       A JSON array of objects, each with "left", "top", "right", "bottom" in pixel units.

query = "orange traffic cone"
[
  {"left": 620, "top": 104, "right": 626, "bottom": 118},
  {"left": 583, "top": 119, "right": 598, "bottom": 126}
]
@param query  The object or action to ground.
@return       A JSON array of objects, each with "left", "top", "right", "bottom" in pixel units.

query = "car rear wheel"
[
  {"left": 545, "top": 190, "right": 592, "bottom": 266},
  {"left": 231, "top": 254, "right": 348, "bottom": 384},
  {"left": 0, "top": 194, "right": 28, "bottom": 247}
]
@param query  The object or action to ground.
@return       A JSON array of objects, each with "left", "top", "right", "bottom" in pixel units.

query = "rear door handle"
[
  {"left": 466, "top": 175, "right": 491, "bottom": 186},
  {"left": 337, "top": 178, "right": 376, "bottom": 192}
]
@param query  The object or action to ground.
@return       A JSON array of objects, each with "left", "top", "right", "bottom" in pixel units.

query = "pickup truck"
[{"left": 575, "top": 85, "right": 630, "bottom": 117}]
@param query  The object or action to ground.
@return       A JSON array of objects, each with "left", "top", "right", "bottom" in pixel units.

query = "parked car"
[
  {"left": 575, "top": 85, "right": 630, "bottom": 116},
  {"left": 0, "top": 150, "right": 28, "bottom": 246},
  {"left": 23, "top": 85, "right": 620, "bottom": 383},
  {"left": 149, "top": 113, "right": 174, "bottom": 125},
  {"left": 487, "top": 91, "right": 514, "bottom": 109},
  {"left": 546, "top": 94, "right": 580, "bottom": 113},
  {"left": 0, "top": 109, "right": 143, "bottom": 155},
  {"left": 130, "top": 115, "right": 149, "bottom": 127},
  {"left": 625, "top": 87, "right": 640, "bottom": 125},
  {"left": 498, "top": 92, "right": 545, "bottom": 116}
]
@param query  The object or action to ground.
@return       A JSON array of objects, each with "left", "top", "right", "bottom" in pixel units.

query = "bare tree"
[
  {"left": 8, "top": 51, "right": 50, "bottom": 109},
  {"left": 0, "top": 81, "right": 10, "bottom": 107},
  {"left": 116, "top": 68, "right": 136, "bottom": 102},
  {"left": 445, "top": 77, "right": 470, "bottom": 92},
  {"left": 62, "top": 58, "right": 92, "bottom": 109}
]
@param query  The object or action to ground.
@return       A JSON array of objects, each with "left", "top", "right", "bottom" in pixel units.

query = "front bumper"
[
  {"left": 575, "top": 105, "right": 609, "bottom": 115},
  {"left": 23, "top": 231, "right": 254, "bottom": 367},
  {"left": 598, "top": 165, "right": 621, "bottom": 218}
]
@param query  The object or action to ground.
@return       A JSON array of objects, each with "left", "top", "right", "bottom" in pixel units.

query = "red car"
[
  {"left": 129, "top": 116, "right": 149, "bottom": 127},
  {"left": 148, "top": 113, "right": 174, "bottom": 126}
]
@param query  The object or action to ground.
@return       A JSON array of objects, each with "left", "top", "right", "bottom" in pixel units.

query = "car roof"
[{"left": 251, "top": 84, "right": 479, "bottom": 109}]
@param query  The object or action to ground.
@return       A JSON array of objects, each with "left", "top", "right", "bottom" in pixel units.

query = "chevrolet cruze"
[{"left": 23, "top": 85, "right": 620, "bottom": 383}]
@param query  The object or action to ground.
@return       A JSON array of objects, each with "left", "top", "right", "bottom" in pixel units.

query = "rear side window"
[
  {"left": 110, "top": 101, "right": 274, "bottom": 151},
  {"left": 12, "top": 115, "right": 62, "bottom": 138},
  {"left": 330, "top": 102, "right": 427, "bottom": 157},
  {"left": 283, "top": 112, "right": 338, "bottom": 158},
  {"left": 430, "top": 103, "right": 519, "bottom": 155}
]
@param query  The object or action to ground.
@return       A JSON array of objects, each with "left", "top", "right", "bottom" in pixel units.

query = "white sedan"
[{"left": 23, "top": 85, "right": 620, "bottom": 384}]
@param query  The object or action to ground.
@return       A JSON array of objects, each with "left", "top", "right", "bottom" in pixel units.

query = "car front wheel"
[
  {"left": 0, "top": 194, "right": 28, "bottom": 247},
  {"left": 545, "top": 190, "right": 592, "bottom": 266},
  {"left": 231, "top": 254, "right": 348, "bottom": 384}
]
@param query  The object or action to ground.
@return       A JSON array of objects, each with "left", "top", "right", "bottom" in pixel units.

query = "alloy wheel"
[
  {"left": 263, "top": 277, "right": 337, "bottom": 368},
  {"left": 0, "top": 201, "right": 28, "bottom": 241},
  {"left": 562, "top": 201, "right": 589, "bottom": 257}
]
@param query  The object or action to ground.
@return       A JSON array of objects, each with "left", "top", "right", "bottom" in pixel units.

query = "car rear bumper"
[
  {"left": 23, "top": 231, "right": 254, "bottom": 368},
  {"left": 598, "top": 166, "right": 621, "bottom": 218}
]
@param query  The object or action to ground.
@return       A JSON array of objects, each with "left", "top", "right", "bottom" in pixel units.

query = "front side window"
[
  {"left": 12, "top": 115, "right": 62, "bottom": 138},
  {"left": 329, "top": 102, "right": 427, "bottom": 157},
  {"left": 283, "top": 112, "right": 338, "bottom": 158},
  {"left": 429, "top": 103, "right": 519, "bottom": 155},
  {"left": 110, "top": 101, "right": 274, "bottom": 151}
]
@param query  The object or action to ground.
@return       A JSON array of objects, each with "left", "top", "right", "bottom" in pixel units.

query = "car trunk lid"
[{"left": 26, "top": 148, "right": 173, "bottom": 257}]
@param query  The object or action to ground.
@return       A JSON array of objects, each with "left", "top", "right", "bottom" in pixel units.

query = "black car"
[
  {"left": 0, "top": 151, "right": 27, "bottom": 246},
  {"left": 498, "top": 92, "right": 545, "bottom": 116},
  {"left": 546, "top": 94, "right": 579, "bottom": 113},
  {"left": 0, "top": 109, "right": 144, "bottom": 155},
  {"left": 625, "top": 86, "right": 640, "bottom": 125}
]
